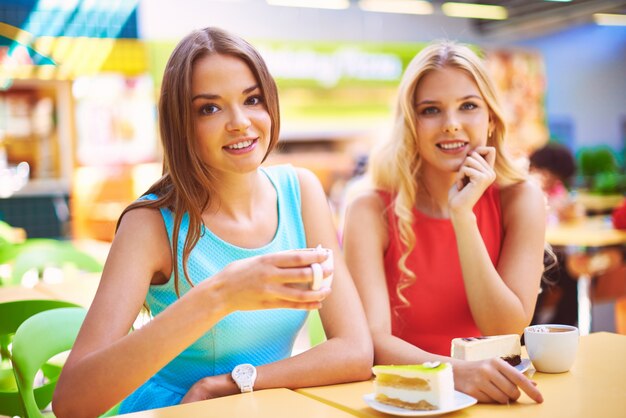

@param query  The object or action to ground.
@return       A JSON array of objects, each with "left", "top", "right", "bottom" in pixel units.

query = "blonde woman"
[
  {"left": 54, "top": 27, "right": 372, "bottom": 416},
  {"left": 343, "top": 41, "right": 545, "bottom": 404}
]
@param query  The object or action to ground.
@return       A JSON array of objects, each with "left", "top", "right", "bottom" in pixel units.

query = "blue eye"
[
  {"left": 461, "top": 102, "right": 478, "bottom": 110},
  {"left": 420, "top": 106, "right": 439, "bottom": 115}
]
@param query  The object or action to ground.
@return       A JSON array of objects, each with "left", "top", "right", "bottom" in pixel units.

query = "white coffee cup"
[
  {"left": 524, "top": 324, "right": 579, "bottom": 373},
  {"left": 288, "top": 246, "right": 334, "bottom": 290}
]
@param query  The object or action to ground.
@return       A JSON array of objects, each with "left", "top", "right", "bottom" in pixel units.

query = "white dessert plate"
[
  {"left": 363, "top": 391, "right": 477, "bottom": 417},
  {"left": 515, "top": 358, "right": 532, "bottom": 373}
]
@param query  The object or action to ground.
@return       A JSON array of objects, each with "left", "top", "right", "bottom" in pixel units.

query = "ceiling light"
[
  {"left": 359, "top": 0, "right": 433, "bottom": 15},
  {"left": 266, "top": 0, "right": 350, "bottom": 10},
  {"left": 441, "top": 2, "right": 507, "bottom": 20},
  {"left": 593, "top": 13, "right": 626, "bottom": 26}
]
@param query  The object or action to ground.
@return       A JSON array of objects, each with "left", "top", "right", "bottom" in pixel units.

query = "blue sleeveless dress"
[{"left": 119, "top": 165, "right": 308, "bottom": 413}]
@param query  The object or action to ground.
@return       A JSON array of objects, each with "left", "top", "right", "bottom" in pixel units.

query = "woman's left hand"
[
  {"left": 448, "top": 146, "right": 496, "bottom": 215},
  {"left": 180, "top": 374, "right": 237, "bottom": 404},
  {"left": 454, "top": 358, "right": 543, "bottom": 404}
]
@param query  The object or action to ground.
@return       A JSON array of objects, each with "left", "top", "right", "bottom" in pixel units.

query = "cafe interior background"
[{"left": 0, "top": 0, "right": 625, "bottom": 333}]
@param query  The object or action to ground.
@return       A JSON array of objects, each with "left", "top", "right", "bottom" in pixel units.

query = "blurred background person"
[
  {"left": 529, "top": 143, "right": 581, "bottom": 327},
  {"left": 528, "top": 142, "right": 585, "bottom": 225}
]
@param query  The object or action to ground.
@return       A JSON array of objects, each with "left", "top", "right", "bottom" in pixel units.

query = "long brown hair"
[{"left": 116, "top": 27, "right": 281, "bottom": 296}]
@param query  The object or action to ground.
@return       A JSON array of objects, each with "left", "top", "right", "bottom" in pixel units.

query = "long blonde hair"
[
  {"left": 369, "top": 40, "right": 526, "bottom": 308},
  {"left": 117, "top": 27, "right": 281, "bottom": 296}
]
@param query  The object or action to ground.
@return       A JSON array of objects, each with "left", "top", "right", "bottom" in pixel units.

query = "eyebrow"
[
  {"left": 191, "top": 85, "right": 260, "bottom": 102},
  {"left": 415, "top": 94, "right": 484, "bottom": 106}
]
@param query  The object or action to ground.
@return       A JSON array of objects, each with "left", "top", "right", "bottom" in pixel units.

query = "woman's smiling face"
[
  {"left": 191, "top": 53, "right": 271, "bottom": 177},
  {"left": 413, "top": 66, "right": 493, "bottom": 175}
]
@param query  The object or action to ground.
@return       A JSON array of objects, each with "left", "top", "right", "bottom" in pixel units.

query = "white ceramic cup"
[
  {"left": 524, "top": 324, "right": 579, "bottom": 373},
  {"left": 289, "top": 247, "right": 334, "bottom": 290}
]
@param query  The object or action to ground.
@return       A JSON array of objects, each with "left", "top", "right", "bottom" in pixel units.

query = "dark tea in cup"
[{"left": 524, "top": 324, "right": 579, "bottom": 373}]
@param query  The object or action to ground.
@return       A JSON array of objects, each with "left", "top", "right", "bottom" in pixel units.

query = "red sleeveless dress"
[{"left": 380, "top": 186, "right": 502, "bottom": 356}]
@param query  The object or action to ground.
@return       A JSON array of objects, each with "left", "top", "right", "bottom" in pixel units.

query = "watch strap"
[{"left": 232, "top": 363, "right": 257, "bottom": 393}]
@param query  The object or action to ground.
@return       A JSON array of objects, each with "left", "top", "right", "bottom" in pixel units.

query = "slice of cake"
[
  {"left": 372, "top": 362, "right": 454, "bottom": 411},
  {"left": 451, "top": 334, "right": 521, "bottom": 366}
]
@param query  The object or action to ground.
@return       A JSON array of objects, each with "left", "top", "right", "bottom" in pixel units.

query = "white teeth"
[
  {"left": 226, "top": 139, "right": 253, "bottom": 150},
  {"left": 438, "top": 142, "right": 466, "bottom": 150}
]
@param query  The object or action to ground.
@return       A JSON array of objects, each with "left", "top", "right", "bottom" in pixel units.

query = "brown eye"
[
  {"left": 200, "top": 104, "right": 219, "bottom": 115},
  {"left": 245, "top": 95, "right": 264, "bottom": 106}
]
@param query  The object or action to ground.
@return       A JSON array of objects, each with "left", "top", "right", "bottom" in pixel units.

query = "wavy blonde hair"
[
  {"left": 369, "top": 40, "right": 526, "bottom": 309},
  {"left": 116, "top": 27, "right": 281, "bottom": 297}
]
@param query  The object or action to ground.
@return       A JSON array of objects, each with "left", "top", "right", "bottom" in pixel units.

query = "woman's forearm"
[
  {"left": 371, "top": 332, "right": 451, "bottom": 366},
  {"left": 451, "top": 213, "right": 529, "bottom": 335},
  {"left": 255, "top": 335, "right": 373, "bottom": 390},
  {"left": 53, "top": 285, "right": 226, "bottom": 418}
]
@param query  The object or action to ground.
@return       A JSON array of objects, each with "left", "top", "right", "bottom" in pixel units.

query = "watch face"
[
  {"left": 233, "top": 364, "right": 255, "bottom": 380},
  {"left": 232, "top": 363, "right": 257, "bottom": 392}
]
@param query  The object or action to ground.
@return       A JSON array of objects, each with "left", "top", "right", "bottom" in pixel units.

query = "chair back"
[
  {"left": 12, "top": 307, "right": 87, "bottom": 418},
  {"left": 0, "top": 300, "right": 79, "bottom": 417},
  {"left": 307, "top": 310, "right": 327, "bottom": 347},
  {"left": 5, "top": 239, "right": 102, "bottom": 286}
]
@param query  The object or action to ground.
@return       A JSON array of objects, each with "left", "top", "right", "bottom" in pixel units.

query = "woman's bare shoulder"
[
  {"left": 112, "top": 206, "right": 172, "bottom": 280},
  {"left": 499, "top": 180, "right": 546, "bottom": 222},
  {"left": 349, "top": 189, "right": 386, "bottom": 212},
  {"left": 117, "top": 206, "right": 166, "bottom": 234},
  {"left": 500, "top": 180, "right": 543, "bottom": 205}
]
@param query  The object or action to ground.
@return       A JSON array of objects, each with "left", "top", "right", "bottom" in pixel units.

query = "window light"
[
  {"left": 358, "top": 0, "right": 433, "bottom": 15},
  {"left": 441, "top": 2, "right": 507, "bottom": 20},
  {"left": 266, "top": 0, "right": 350, "bottom": 10}
]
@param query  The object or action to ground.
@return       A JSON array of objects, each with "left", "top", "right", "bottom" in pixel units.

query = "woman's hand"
[
  {"left": 180, "top": 374, "right": 237, "bottom": 404},
  {"left": 449, "top": 146, "right": 496, "bottom": 215},
  {"left": 208, "top": 249, "right": 332, "bottom": 313},
  {"left": 454, "top": 358, "right": 543, "bottom": 404}
]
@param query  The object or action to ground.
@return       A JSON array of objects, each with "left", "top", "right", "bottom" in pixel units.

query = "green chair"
[
  {"left": 11, "top": 307, "right": 87, "bottom": 417},
  {"left": 0, "top": 220, "right": 19, "bottom": 246},
  {"left": 307, "top": 310, "right": 327, "bottom": 348},
  {"left": 11, "top": 307, "right": 120, "bottom": 418},
  {"left": 0, "top": 220, "right": 24, "bottom": 285},
  {"left": 0, "top": 300, "right": 80, "bottom": 417},
  {"left": 2, "top": 239, "right": 103, "bottom": 286},
  {"left": 0, "top": 238, "right": 61, "bottom": 267}
]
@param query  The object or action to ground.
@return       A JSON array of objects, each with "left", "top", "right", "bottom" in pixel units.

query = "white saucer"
[
  {"left": 515, "top": 358, "right": 532, "bottom": 373},
  {"left": 363, "top": 391, "right": 477, "bottom": 417}
]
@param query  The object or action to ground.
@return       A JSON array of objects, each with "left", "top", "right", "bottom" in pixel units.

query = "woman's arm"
[
  {"left": 244, "top": 169, "right": 373, "bottom": 389},
  {"left": 343, "top": 191, "right": 444, "bottom": 365},
  {"left": 453, "top": 180, "right": 546, "bottom": 335},
  {"left": 294, "top": 168, "right": 373, "bottom": 382},
  {"left": 53, "top": 207, "right": 332, "bottom": 418},
  {"left": 448, "top": 147, "right": 545, "bottom": 335},
  {"left": 343, "top": 191, "right": 543, "bottom": 404}
]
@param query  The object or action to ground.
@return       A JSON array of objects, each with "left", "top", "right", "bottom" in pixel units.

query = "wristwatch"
[{"left": 231, "top": 363, "right": 257, "bottom": 393}]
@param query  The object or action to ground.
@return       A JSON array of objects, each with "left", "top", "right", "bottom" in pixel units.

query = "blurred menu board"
[{"left": 124, "top": 40, "right": 550, "bottom": 153}]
